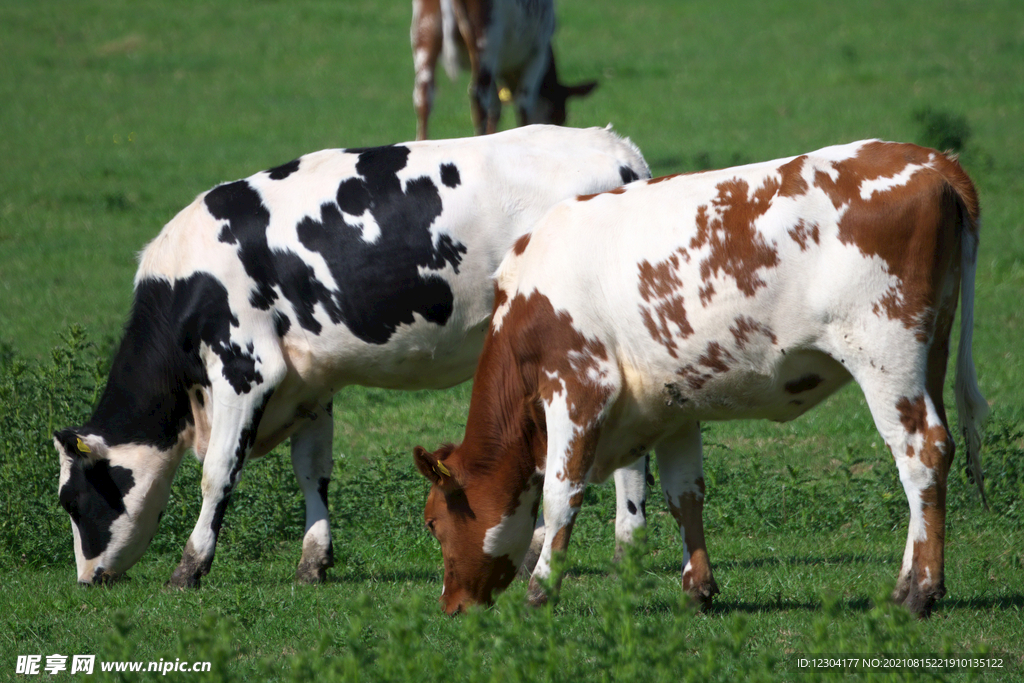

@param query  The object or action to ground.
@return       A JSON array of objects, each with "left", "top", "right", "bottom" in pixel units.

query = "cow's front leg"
[
  {"left": 169, "top": 347, "right": 285, "bottom": 589},
  {"left": 291, "top": 401, "right": 335, "bottom": 584},
  {"left": 526, "top": 414, "right": 601, "bottom": 606},
  {"left": 613, "top": 455, "right": 649, "bottom": 561},
  {"left": 657, "top": 422, "right": 718, "bottom": 609}
]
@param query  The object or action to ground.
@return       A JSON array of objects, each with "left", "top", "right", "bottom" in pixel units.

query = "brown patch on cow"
[
  {"left": 512, "top": 233, "right": 532, "bottom": 256},
  {"left": 676, "top": 365, "right": 710, "bottom": 392},
  {"left": 698, "top": 341, "right": 734, "bottom": 373},
  {"left": 637, "top": 251, "right": 694, "bottom": 358},
  {"left": 493, "top": 289, "right": 508, "bottom": 313},
  {"left": 689, "top": 175, "right": 781, "bottom": 306},
  {"left": 812, "top": 141, "right": 977, "bottom": 340},
  {"left": 576, "top": 186, "right": 627, "bottom": 202},
  {"left": 896, "top": 395, "right": 952, "bottom": 467},
  {"left": 785, "top": 374, "right": 824, "bottom": 394},
  {"left": 729, "top": 315, "right": 777, "bottom": 349},
  {"left": 675, "top": 341, "right": 734, "bottom": 391},
  {"left": 787, "top": 219, "right": 820, "bottom": 251},
  {"left": 776, "top": 155, "right": 810, "bottom": 198}
]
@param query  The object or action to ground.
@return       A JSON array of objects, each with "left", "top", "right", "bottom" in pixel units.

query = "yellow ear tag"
[
  {"left": 434, "top": 460, "right": 451, "bottom": 477},
  {"left": 76, "top": 438, "right": 92, "bottom": 454},
  {"left": 498, "top": 87, "right": 512, "bottom": 104}
]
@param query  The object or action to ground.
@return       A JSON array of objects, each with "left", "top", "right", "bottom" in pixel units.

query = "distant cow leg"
[
  {"left": 657, "top": 423, "right": 719, "bottom": 609},
  {"left": 291, "top": 401, "right": 335, "bottom": 584},
  {"left": 612, "top": 455, "right": 649, "bottom": 561},
  {"left": 169, "top": 344, "right": 287, "bottom": 589},
  {"left": 411, "top": 0, "right": 442, "bottom": 140}
]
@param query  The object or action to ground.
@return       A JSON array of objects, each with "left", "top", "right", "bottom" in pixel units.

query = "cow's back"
[
  {"left": 497, "top": 140, "right": 973, "bottom": 463},
  {"left": 136, "top": 125, "right": 648, "bottom": 391}
]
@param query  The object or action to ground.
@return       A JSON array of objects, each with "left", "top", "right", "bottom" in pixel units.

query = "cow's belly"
[
  {"left": 291, "top": 313, "right": 492, "bottom": 391},
  {"left": 669, "top": 348, "right": 853, "bottom": 423},
  {"left": 587, "top": 348, "right": 852, "bottom": 482}
]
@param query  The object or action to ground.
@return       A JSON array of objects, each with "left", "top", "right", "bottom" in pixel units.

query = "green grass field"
[{"left": 2, "top": 0, "right": 1023, "bottom": 680}]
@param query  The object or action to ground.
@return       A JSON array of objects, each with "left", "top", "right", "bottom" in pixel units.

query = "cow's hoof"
[
  {"left": 167, "top": 552, "right": 205, "bottom": 589},
  {"left": 891, "top": 574, "right": 912, "bottom": 605},
  {"left": 295, "top": 539, "right": 333, "bottom": 584},
  {"left": 685, "top": 577, "right": 720, "bottom": 611},
  {"left": 295, "top": 561, "right": 329, "bottom": 584},
  {"left": 167, "top": 569, "right": 201, "bottom": 590},
  {"left": 896, "top": 580, "right": 944, "bottom": 619},
  {"left": 526, "top": 577, "right": 549, "bottom": 607},
  {"left": 892, "top": 569, "right": 944, "bottom": 618}
]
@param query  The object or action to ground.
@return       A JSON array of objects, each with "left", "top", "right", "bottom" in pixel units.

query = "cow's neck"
[
  {"left": 85, "top": 282, "right": 197, "bottom": 451},
  {"left": 458, "top": 333, "right": 543, "bottom": 496}
]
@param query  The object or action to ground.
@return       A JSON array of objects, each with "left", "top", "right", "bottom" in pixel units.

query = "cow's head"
[
  {"left": 414, "top": 444, "right": 538, "bottom": 614},
  {"left": 54, "top": 429, "right": 182, "bottom": 584},
  {"left": 522, "top": 47, "right": 598, "bottom": 127}
]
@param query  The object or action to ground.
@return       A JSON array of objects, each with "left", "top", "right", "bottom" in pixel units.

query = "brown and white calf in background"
[
  {"left": 411, "top": 0, "right": 597, "bottom": 140},
  {"left": 415, "top": 140, "right": 988, "bottom": 617}
]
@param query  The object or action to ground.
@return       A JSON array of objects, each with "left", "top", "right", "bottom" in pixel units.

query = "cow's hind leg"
[
  {"left": 854, "top": 363, "right": 954, "bottom": 617},
  {"left": 613, "top": 455, "right": 649, "bottom": 561},
  {"left": 292, "top": 401, "right": 335, "bottom": 584},
  {"left": 656, "top": 423, "right": 719, "bottom": 609},
  {"left": 168, "top": 342, "right": 287, "bottom": 589}
]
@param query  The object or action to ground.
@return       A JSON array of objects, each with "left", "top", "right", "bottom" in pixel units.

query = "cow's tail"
[
  {"left": 947, "top": 156, "right": 989, "bottom": 508},
  {"left": 440, "top": 0, "right": 463, "bottom": 80}
]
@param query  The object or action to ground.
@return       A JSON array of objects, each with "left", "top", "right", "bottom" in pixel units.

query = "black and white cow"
[{"left": 54, "top": 124, "right": 650, "bottom": 587}]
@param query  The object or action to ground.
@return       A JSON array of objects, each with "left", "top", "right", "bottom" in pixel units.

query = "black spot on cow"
[
  {"left": 619, "top": 165, "right": 640, "bottom": 184},
  {"left": 267, "top": 158, "right": 301, "bottom": 180},
  {"left": 440, "top": 163, "right": 461, "bottom": 188},
  {"left": 58, "top": 455, "right": 135, "bottom": 560},
  {"left": 784, "top": 374, "right": 824, "bottom": 394},
  {"left": 627, "top": 500, "right": 638, "bottom": 516},
  {"left": 273, "top": 310, "right": 291, "bottom": 337},
  {"left": 205, "top": 145, "right": 467, "bottom": 346},
  {"left": 318, "top": 477, "right": 330, "bottom": 510}
]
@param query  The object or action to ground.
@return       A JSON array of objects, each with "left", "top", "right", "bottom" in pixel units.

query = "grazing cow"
[
  {"left": 414, "top": 140, "right": 988, "bottom": 617},
  {"left": 54, "top": 125, "right": 650, "bottom": 587},
  {"left": 411, "top": 0, "right": 597, "bottom": 140}
]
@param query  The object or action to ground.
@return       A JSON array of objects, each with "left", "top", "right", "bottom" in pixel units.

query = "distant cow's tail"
[
  {"left": 947, "top": 157, "right": 989, "bottom": 508},
  {"left": 440, "top": 0, "right": 463, "bottom": 80}
]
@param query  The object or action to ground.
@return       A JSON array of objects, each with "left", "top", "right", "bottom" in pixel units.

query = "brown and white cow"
[
  {"left": 415, "top": 140, "right": 989, "bottom": 617},
  {"left": 53, "top": 125, "right": 650, "bottom": 588},
  {"left": 411, "top": 0, "right": 597, "bottom": 140}
]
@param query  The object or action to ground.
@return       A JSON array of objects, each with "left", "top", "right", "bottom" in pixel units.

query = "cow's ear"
[
  {"left": 53, "top": 429, "right": 105, "bottom": 460},
  {"left": 565, "top": 80, "right": 598, "bottom": 99},
  {"left": 414, "top": 445, "right": 460, "bottom": 492}
]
